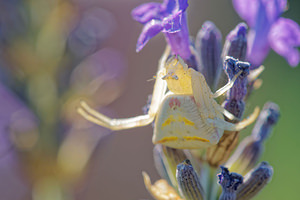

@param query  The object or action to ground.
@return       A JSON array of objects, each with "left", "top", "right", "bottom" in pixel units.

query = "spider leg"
[
  {"left": 221, "top": 106, "right": 240, "bottom": 121},
  {"left": 77, "top": 46, "right": 170, "bottom": 130},
  {"left": 248, "top": 65, "right": 264, "bottom": 82},
  {"left": 148, "top": 46, "right": 170, "bottom": 116},
  {"left": 206, "top": 107, "right": 260, "bottom": 131},
  {"left": 214, "top": 103, "right": 239, "bottom": 121},
  {"left": 77, "top": 102, "right": 154, "bottom": 130},
  {"left": 212, "top": 70, "right": 243, "bottom": 98}
]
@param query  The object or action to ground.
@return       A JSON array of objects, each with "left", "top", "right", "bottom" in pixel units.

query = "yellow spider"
[{"left": 77, "top": 46, "right": 259, "bottom": 149}]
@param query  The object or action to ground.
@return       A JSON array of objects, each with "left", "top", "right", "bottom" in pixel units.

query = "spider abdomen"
[{"left": 153, "top": 94, "right": 223, "bottom": 149}]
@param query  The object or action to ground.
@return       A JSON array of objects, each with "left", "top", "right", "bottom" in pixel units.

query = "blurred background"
[{"left": 0, "top": 0, "right": 299, "bottom": 200}]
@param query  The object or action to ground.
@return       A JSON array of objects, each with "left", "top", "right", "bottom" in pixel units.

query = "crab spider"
[{"left": 78, "top": 46, "right": 260, "bottom": 149}]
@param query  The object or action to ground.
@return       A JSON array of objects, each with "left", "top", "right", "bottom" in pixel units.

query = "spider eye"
[{"left": 172, "top": 75, "right": 179, "bottom": 80}]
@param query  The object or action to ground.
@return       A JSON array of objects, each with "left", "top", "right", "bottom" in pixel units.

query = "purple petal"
[
  {"left": 162, "top": 0, "right": 189, "bottom": 33},
  {"left": 133, "top": 0, "right": 189, "bottom": 52},
  {"left": 247, "top": 29, "right": 270, "bottom": 68},
  {"left": 164, "top": 13, "right": 191, "bottom": 59},
  {"left": 245, "top": 0, "right": 287, "bottom": 67},
  {"left": 175, "top": 0, "right": 188, "bottom": 13},
  {"left": 233, "top": 0, "right": 287, "bottom": 27},
  {"left": 162, "top": 11, "right": 183, "bottom": 33},
  {"left": 131, "top": 0, "right": 188, "bottom": 25},
  {"left": 269, "top": 18, "right": 300, "bottom": 67},
  {"left": 131, "top": 3, "right": 162, "bottom": 24},
  {"left": 263, "top": 0, "right": 287, "bottom": 23},
  {"left": 161, "top": 0, "right": 176, "bottom": 14},
  {"left": 232, "top": 0, "right": 259, "bottom": 27},
  {"left": 136, "top": 20, "right": 164, "bottom": 52},
  {"left": 161, "top": 0, "right": 188, "bottom": 14}
]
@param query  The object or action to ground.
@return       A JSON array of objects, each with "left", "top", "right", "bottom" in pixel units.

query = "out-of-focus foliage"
[{"left": 0, "top": 0, "right": 127, "bottom": 199}]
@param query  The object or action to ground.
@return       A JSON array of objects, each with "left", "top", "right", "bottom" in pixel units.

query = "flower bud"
[
  {"left": 176, "top": 160, "right": 205, "bottom": 200},
  {"left": 226, "top": 137, "right": 262, "bottom": 175},
  {"left": 251, "top": 102, "right": 280, "bottom": 142},
  {"left": 222, "top": 23, "right": 248, "bottom": 62},
  {"left": 195, "top": 21, "right": 222, "bottom": 89},
  {"left": 237, "top": 162, "right": 273, "bottom": 200}
]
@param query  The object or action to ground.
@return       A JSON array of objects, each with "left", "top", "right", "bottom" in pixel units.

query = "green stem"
[{"left": 208, "top": 167, "right": 219, "bottom": 200}]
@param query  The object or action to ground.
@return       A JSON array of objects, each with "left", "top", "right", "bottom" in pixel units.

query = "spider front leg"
[
  {"left": 77, "top": 101, "right": 155, "bottom": 130},
  {"left": 212, "top": 70, "right": 243, "bottom": 98},
  {"left": 212, "top": 56, "right": 252, "bottom": 98},
  {"left": 189, "top": 68, "right": 245, "bottom": 122},
  {"left": 219, "top": 105, "right": 239, "bottom": 121},
  {"left": 207, "top": 107, "right": 260, "bottom": 132},
  {"left": 247, "top": 65, "right": 265, "bottom": 82},
  {"left": 77, "top": 46, "right": 170, "bottom": 130}
]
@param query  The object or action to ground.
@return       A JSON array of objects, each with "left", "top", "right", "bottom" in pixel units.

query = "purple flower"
[
  {"left": 132, "top": 0, "right": 191, "bottom": 60},
  {"left": 233, "top": 0, "right": 300, "bottom": 68},
  {"left": 68, "top": 7, "right": 117, "bottom": 57},
  {"left": 269, "top": 18, "right": 300, "bottom": 67},
  {"left": 0, "top": 82, "right": 35, "bottom": 199},
  {"left": 218, "top": 166, "right": 243, "bottom": 200}
]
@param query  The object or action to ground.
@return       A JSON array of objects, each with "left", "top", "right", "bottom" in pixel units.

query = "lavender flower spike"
[
  {"left": 233, "top": 0, "right": 300, "bottom": 68},
  {"left": 132, "top": 0, "right": 191, "bottom": 60}
]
